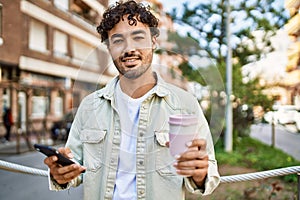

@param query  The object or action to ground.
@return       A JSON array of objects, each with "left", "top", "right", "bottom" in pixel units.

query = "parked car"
[
  {"left": 51, "top": 108, "right": 77, "bottom": 141},
  {"left": 263, "top": 105, "right": 300, "bottom": 132}
]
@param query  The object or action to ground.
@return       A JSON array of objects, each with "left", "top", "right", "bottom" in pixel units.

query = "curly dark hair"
[{"left": 97, "top": 0, "right": 160, "bottom": 45}]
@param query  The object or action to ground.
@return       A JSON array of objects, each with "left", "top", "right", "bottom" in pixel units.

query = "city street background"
[{"left": 0, "top": 0, "right": 299, "bottom": 199}]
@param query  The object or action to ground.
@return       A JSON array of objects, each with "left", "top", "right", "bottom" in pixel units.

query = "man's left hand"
[{"left": 173, "top": 139, "right": 208, "bottom": 187}]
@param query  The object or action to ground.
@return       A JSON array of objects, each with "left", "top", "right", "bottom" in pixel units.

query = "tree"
[{"left": 169, "top": 0, "right": 289, "bottom": 138}]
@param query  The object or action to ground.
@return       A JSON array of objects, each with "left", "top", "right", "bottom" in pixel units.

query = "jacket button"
[
  {"left": 138, "top": 160, "right": 144, "bottom": 165},
  {"left": 139, "top": 189, "right": 145, "bottom": 194}
]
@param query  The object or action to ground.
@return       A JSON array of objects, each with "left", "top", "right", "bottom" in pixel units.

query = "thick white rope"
[
  {"left": 1, "top": 159, "right": 300, "bottom": 183},
  {"left": 220, "top": 166, "right": 300, "bottom": 183},
  {"left": 0, "top": 160, "right": 48, "bottom": 177}
]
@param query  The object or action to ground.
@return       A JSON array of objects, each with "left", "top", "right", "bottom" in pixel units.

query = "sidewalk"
[{"left": 0, "top": 137, "right": 54, "bottom": 154}]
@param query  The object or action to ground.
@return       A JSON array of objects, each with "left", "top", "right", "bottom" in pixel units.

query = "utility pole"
[{"left": 225, "top": 0, "right": 233, "bottom": 152}]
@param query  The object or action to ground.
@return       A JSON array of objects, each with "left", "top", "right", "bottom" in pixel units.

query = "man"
[{"left": 44, "top": 1, "right": 220, "bottom": 199}]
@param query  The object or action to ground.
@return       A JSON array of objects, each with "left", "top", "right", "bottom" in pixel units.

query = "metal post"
[
  {"left": 16, "top": 128, "right": 21, "bottom": 154},
  {"left": 271, "top": 115, "right": 275, "bottom": 148},
  {"left": 225, "top": 0, "right": 233, "bottom": 152}
]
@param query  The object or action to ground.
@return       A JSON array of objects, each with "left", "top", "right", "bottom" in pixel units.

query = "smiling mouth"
[
  {"left": 124, "top": 58, "right": 138, "bottom": 62},
  {"left": 121, "top": 57, "right": 140, "bottom": 67}
]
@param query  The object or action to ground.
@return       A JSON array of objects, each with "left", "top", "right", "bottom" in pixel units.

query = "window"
[
  {"left": 54, "top": 0, "right": 69, "bottom": 11},
  {"left": 31, "top": 96, "right": 48, "bottom": 118},
  {"left": 0, "top": 4, "right": 3, "bottom": 45},
  {"left": 3, "top": 88, "right": 10, "bottom": 109},
  {"left": 53, "top": 30, "right": 68, "bottom": 58},
  {"left": 54, "top": 96, "right": 63, "bottom": 117},
  {"left": 71, "top": 38, "right": 100, "bottom": 69},
  {"left": 29, "top": 20, "right": 48, "bottom": 53}
]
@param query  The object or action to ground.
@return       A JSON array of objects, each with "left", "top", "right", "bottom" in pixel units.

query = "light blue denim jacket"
[{"left": 49, "top": 73, "right": 220, "bottom": 199}]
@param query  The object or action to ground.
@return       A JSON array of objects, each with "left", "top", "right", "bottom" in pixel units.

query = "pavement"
[{"left": 0, "top": 136, "right": 56, "bottom": 154}]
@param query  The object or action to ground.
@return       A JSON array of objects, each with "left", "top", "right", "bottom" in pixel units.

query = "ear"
[{"left": 152, "top": 37, "right": 157, "bottom": 50}]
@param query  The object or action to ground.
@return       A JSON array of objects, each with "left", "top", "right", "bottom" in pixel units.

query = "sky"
[
  {"left": 161, "top": 0, "right": 286, "bottom": 13},
  {"left": 160, "top": 0, "right": 238, "bottom": 14},
  {"left": 161, "top": 0, "right": 194, "bottom": 13}
]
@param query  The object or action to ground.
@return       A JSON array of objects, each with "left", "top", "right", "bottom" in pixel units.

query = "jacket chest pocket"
[
  {"left": 80, "top": 130, "right": 106, "bottom": 172},
  {"left": 154, "top": 131, "right": 178, "bottom": 176}
]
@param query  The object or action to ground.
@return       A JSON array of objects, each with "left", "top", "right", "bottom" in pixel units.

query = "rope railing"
[
  {"left": 0, "top": 160, "right": 48, "bottom": 177},
  {"left": 0, "top": 159, "right": 299, "bottom": 184},
  {"left": 220, "top": 166, "right": 300, "bottom": 183},
  {"left": 1, "top": 159, "right": 300, "bottom": 199}
]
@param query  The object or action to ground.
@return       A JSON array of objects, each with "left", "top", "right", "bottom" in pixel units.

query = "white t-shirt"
[{"left": 113, "top": 81, "right": 155, "bottom": 200}]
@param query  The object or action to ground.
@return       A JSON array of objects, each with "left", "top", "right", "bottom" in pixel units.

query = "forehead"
[{"left": 108, "top": 17, "right": 151, "bottom": 38}]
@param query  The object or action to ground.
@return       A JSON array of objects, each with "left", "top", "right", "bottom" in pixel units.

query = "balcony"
[
  {"left": 286, "top": 41, "right": 300, "bottom": 71},
  {"left": 285, "top": 0, "right": 300, "bottom": 15},
  {"left": 285, "top": 13, "right": 300, "bottom": 35}
]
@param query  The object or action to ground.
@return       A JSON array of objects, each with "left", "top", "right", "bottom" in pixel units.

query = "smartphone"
[{"left": 34, "top": 144, "right": 75, "bottom": 166}]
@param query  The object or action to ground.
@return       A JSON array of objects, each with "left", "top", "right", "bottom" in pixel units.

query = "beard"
[
  {"left": 114, "top": 50, "right": 154, "bottom": 80},
  {"left": 118, "top": 64, "right": 151, "bottom": 79}
]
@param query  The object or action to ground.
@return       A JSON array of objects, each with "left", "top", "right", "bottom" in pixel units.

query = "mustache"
[{"left": 120, "top": 52, "right": 142, "bottom": 60}]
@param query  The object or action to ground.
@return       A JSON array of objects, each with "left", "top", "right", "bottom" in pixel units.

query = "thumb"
[{"left": 58, "top": 147, "right": 74, "bottom": 159}]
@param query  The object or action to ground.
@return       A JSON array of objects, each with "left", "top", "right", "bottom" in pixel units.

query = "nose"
[{"left": 123, "top": 38, "right": 136, "bottom": 53}]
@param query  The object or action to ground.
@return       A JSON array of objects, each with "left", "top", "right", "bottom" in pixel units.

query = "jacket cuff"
[
  {"left": 48, "top": 174, "right": 70, "bottom": 191},
  {"left": 184, "top": 174, "right": 220, "bottom": 196},
  {"left": 48, "top": 169, "right": 80, "bottom": 191},
  {"left": 184, "top": 177, "right": 204, "bottom": 195}
]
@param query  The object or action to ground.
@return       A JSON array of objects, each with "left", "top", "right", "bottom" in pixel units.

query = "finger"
[
  {"left": 177, "top": 140, "right": 206, "bottom": 159},
  {"left": 44, "top": 155, "right": 58, "bottom": 166},
  {"left": 176, "top": 167, "right": 208, "bottom": 178},
  {"left": 56, "top": 164, "right": 83, "bottom": 175},
  {"left": 185, "top": 146, "right": 198, "bottom": 152},
  {"left": 178, "top": 151, "right": 208, "bottom": 161},
  {"left": 58, "top": 147, "right": 74, "bottom": 159},
  {"left": 174, "top": 159, "right": 208, "bottom": 170},
  {"left": 186, "top": 139, "right": 207, "bottom": 150},
  {"left": 51, "top": 164, "right": 84, "bottom": 184}
]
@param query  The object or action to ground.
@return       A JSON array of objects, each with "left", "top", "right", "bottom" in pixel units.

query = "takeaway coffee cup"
[{"left": 168, "top": 114, "right": 199, "bottom": 157}]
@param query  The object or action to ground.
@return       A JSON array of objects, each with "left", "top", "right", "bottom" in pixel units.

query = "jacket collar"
[{"left": 96, "top": 71, "right": 170, "bottom": 100}]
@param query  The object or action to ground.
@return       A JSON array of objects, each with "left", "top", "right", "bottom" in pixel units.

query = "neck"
[{"left": 119, "top": 72, "right": 156, "bottom": 99}]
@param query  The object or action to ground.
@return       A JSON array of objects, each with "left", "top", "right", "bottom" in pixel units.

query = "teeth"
[{"left": 125, "top": 59, "right": 136, "bottom": 62}]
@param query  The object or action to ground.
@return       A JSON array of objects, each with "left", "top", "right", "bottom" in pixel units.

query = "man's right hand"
[{"left": 44, "top": 147, "right": 86, "bottom": 185}]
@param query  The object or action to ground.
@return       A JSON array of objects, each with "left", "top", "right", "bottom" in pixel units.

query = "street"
[
  {"left": 250, "top": 123, "right": 300, "bottom": 161},
  {"left": 0, "top": 150, "right": 83, "bottom": 200}
]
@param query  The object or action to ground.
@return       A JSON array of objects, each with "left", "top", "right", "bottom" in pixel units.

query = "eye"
[
  {"left": 112, "top": 39, "right": 123, "bottom": 44},
  {"left": 134, "top": 36, "right": 144, "bottom": 41}
]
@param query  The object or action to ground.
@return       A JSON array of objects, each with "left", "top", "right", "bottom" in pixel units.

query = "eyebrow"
[
  {"left": 131, "top": 30, "right": 147, "bottom": 36},
  {"left": 111, "top": 29, "right": 147, "bottom": 40},
  {"left": 111, "top": 33, "right": 123, "bottom": 40}
]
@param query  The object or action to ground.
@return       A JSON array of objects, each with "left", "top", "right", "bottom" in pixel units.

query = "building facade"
[
  {"left": 0, "top": 0, "right": 112, "bottom": 134},
  {"left": 284, "top": 0, "right": 300, "bottom": 107}
]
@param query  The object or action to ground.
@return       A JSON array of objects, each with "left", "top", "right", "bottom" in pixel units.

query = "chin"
[{"left": 123, "top": 72, "right": 142, "bottom": 80}]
